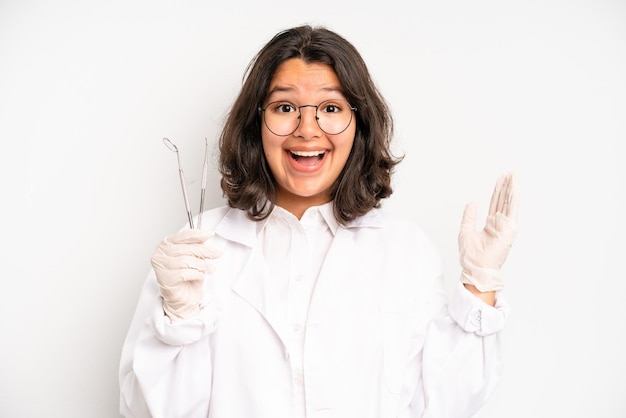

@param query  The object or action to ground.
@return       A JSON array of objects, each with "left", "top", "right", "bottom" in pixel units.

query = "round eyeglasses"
[{"left": 258, "top": 99, "right": 357, "bottom": 136}]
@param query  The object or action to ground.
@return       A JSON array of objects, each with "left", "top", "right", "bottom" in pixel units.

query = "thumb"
[
  {"left": 166, "top": 228, "right": 214, "bottom": 245},
  {"left": 460, "top": 202, "right": 477, "bottom": 234}
]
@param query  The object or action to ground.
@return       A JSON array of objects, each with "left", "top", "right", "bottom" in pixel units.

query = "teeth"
[{"left": 291, "top": 150, "right": 324, "bottom": 157}]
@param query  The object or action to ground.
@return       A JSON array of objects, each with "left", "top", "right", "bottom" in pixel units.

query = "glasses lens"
[
  {"left": 262, "top": 101, "right": 299, "bottom": 136},
  {"left": 316, "top": 100, "right": 354, "bottom": 135},
  {"left": 262, "top": 100, "right": 354, "bottom": 136}
]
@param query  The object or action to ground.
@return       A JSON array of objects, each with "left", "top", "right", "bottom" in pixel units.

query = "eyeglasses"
[{"left": 258, "top": 99, "right": 357, "bottom": 136}]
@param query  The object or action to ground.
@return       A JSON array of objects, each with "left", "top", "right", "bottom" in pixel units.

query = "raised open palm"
[{"left": 458, "top": 172, "right": 519, "bottom": 292}]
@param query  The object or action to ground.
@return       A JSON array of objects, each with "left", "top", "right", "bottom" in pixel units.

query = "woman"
[{"left": 119, "top": 25, "right": 518, "bottom": 418}]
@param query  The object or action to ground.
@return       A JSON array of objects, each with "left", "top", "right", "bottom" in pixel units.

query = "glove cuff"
[
  {"left": 152, "top": 301, "right": 218, "bottom": 346},
  {"left": 449, "top": 282, "right": 510, "bottom": 336},
  {"left": 162, "top": 300, "right": 202, "bottom": 322},
  {"left": 460, "top": 267, "right": 504, "bottom": 292}
]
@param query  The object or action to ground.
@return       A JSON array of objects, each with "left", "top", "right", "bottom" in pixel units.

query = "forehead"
[{"left": 267, "top": 58, "right": 344, "bottom": 99}]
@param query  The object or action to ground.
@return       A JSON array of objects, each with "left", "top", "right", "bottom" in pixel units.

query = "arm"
[
  {"left": 419, "top": 284, "right": 510, "bottom": 417},
  {"left": 405, "top": 173, "right": 518, "bottom": 416},
  {"left": 119, "top": 229, "right": 222, "bottom": 417},
  {"left": 119, "top": 274, "right": 218, "bottom": 418},
  {"left": 463, "top": 284, "right": 495, "bottom": 306}
]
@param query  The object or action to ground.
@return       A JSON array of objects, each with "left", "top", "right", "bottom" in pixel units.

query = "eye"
[
  {"left": 270, "top": 101, "right": 297, "bottom": 114},
  {"left": 319, "top": 101, "right": 345, "bottom": 114}
]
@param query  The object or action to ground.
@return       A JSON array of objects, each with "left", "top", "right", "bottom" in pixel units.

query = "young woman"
[{"left": 119, "top": 25, "right": 519, "bottom": 418}]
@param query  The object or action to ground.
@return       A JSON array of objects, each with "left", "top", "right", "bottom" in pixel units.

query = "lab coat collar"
[
  {"left": 317, "top": 202, "right": 340, "bottom": 235},
  {"left": 213, "top": 203, "right": 386, "bottom": 248},
  {"left": 213, "top": 208, "right": 258, "bottom": 247},
  {"left": 263, "top": 202, "right": 341, "bottom": 236}
]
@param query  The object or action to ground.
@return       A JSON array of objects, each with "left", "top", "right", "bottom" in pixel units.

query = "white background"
[{"left": 2, "top": 0, "right": 625, "bottom": 416}]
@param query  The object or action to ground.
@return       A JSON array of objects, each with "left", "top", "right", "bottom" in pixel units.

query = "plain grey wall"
[{"left": 2, "top": 0, "right": 625, "bottom": 416}]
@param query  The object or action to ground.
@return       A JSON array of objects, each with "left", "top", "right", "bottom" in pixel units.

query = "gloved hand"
[
  {"left": 458, "top": 172, "right": 519, "bottom": 292},
  {"left": 151, "top": 228, "right": 222, "bottom": 321}
]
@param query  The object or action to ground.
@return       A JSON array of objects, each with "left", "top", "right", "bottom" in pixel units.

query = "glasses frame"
[{"left": 258, "top": 99, "right": 357, "bottom": 136}]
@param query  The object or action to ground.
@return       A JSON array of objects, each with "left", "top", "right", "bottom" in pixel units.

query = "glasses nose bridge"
[
  {"left": 294, "top": 104, "right": 321, "bottom": 135},
  {"left": 297, "top": 103, "right": 320, "bottom": 120}
]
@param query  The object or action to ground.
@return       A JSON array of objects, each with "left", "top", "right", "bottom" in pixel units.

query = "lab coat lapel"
[
  {"left": 215, "top": 208, "right": 290, "bottom": 347},
  {"left": 231, "top": 241, "right": 290, "bottom": 348}
]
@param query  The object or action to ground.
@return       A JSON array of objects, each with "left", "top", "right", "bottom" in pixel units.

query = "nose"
[{"left": 294, "top": 105, "right": 321, "bottom": 138}]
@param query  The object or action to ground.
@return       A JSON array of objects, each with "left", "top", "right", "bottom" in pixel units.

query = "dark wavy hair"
[{"left": 218, "top": 24, "right": 402, "bottom": 225}]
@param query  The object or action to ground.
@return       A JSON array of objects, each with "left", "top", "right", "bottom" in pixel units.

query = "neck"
[{"left": 275, "top": 192, "right": 331, "bottom": 220}]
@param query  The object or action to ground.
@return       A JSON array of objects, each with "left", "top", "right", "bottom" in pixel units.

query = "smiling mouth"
[{"left": 290, "top": 150, "right": 326, "bottom": 162}]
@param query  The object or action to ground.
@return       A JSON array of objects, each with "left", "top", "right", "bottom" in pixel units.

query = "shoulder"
[
  {"left": 348, "top": 207, "right": 432, "bottom": 240},
  {"left": 348, "top": 209, "right": 446, "bottom": 306},
  {"left": 344, "top": 207, "right": 442, "bottom": 261},
  {"left": 198, "top": 205, "right": 258, "bottom": 247},
  {"left": 197, "top": 205, "right": 233, "bottom": 227}
]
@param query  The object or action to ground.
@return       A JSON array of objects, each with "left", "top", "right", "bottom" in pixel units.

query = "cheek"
[
  {"left": 261, "top": 131, "right": 273, "bottom": 154},
  {"left": 261, "top": 133, "right": 283, "bottom": 166},
  {"left": 334, "top": 133, "right": 356, "bottom": 161}
]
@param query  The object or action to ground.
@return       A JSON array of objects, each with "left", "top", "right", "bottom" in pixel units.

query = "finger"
[
  {"left": 167, "top": 268, "right": 208, "bottom": 283},
  {"left": 152, "top": 253, "right": 214, "bottom": 276},
  {"left": 488, "top": 173, "right": 506, "bottom": 216},
  {"left": 504, "top": 172, "right": 520, "bottom": 222},
  {"left": 166, "top": 228, "right": 215, "bottom": 244},
  {"left": 460, "top": 202, "right": 477, "bottom": 233},
  {"left": 179, "top": 264, "right": 215, "bottom": 280},
  {"left": 166, "top": 243, "right": 223, "bottom": 259},
  {"left": 497, "top": 173, "right": 512, "bottom": 214}
]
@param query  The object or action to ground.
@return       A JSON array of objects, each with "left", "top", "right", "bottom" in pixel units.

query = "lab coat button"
[
  {"left": 293, "top": 371, "right": 304, "bottom": 387},
  {"left": 471, "top": 310, "right": 482, "bottom": 328}
]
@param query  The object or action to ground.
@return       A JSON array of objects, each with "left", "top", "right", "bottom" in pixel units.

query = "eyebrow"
[{"left": 266, "top": 85, "right": 345, "bottom": 98}]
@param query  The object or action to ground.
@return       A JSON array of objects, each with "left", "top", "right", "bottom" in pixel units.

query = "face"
[{"left": 261, "top": 58, "right": 356, "bottom": 217}]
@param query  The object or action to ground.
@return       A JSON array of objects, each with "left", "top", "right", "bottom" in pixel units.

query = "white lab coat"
[{"left": 119, "top": 205, "right": 509, "bottom": 418}]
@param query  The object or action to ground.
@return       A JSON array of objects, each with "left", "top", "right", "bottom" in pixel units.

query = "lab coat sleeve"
[
  {"left": 119, "top": 270, "right": 218, "bottom": 418},
  {"left": 418, "top": 282, "right": 510, "bottom": 417}
]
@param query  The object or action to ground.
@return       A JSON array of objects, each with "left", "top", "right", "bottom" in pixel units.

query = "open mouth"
[{"left": 290, "top": 150, "right": 326, "bottom": 163}]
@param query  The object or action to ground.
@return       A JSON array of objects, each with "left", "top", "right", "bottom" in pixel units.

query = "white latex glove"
[
  {"left": 150, "top": 228, "right": 222, "bottom": 321},
  {"left": 458, "top": 172, "right": 519, "bottom": 292}
]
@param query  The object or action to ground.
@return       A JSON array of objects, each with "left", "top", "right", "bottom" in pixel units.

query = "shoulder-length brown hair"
[{"left": 218, "top": 25, "right": 402, "bottom": 225}]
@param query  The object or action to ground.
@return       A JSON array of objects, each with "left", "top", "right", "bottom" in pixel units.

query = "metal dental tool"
[
  {"left": 198, "top": 137, "right": 209, "bottom": 229},
  {"left": 162, "top": 137, "right": 196, "bottom": 229}
]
